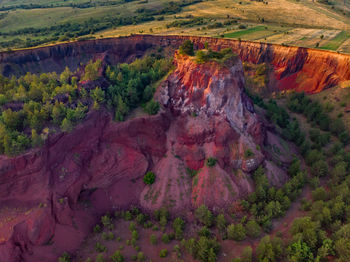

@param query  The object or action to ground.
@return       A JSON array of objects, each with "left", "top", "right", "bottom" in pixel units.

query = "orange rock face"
[{"left": 1, "top": 35, "right": 350, "bottom": 93}]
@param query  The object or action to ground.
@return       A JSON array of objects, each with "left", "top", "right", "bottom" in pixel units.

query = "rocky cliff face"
[
  {"left": 0, "top": 51, "right": 288, "bottom": 261},
  {"left": 1, "top": 35, "right": 350, "bottom": 93},
  {"left": 141, "top": 53, "right": 266, "bottom": 212}
]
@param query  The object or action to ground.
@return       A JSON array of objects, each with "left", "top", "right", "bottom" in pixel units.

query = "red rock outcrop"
[
  {"left": 141, "top": 53, "right": 266, "bottom": 212},
  {"left": 1, "top": 35, "right": 350, "bottom": 93},
  {"left": 0, "top": 50, "right": 289, "bottom": 261}
]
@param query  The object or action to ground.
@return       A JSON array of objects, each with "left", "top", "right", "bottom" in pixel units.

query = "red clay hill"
[{"left": 0, "top": 48, "right": 293, "bottom": 261}]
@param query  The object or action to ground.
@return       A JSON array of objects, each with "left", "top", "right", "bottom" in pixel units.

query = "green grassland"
[{"left": 223, "top": 26, "right": 267, "bottom": 39}]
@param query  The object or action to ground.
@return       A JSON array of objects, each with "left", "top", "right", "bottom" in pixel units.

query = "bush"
[
  {"left": 245, "top": 220, "right": 261, "bottom": 238},
  {"left": 206, "top": 157, "right": 217, "bottom": 167},
  {"left": 143, "top": 99, "right": 159, "bottom": 115},
  {"left": 159, "top": 249, "right": 168, "bottom": 258},
  {"left": 150, "top": 234, "right": 157, "bottom": 245},
  {"left": 110, "top": 250, "right": 124, "bottom": 262},
  {"left": 173, "top": 217, "right": 185, "bottom": 239},
  {"left": 312, "top": 187, "right": 328, "bottom": 201},
  {"left": 179, "top": 40, "right": 194, "bottom": 56},
  {"left": 244, "top": 149, "right": 254, "bottom": 159},
  {"left": 195, "top": 205, "right": 214, "bottom": 227},
  {"left": 58, "top": 252, "right": 71, "bottom": 262},
  {"left": 94, "top": 224, "right": 102, "bottom": 233},
  {"left": 241, "top": 246, "right": 253, "bottom": 262},
  {"left": 227, "top": 223, "right": 246, "bottom": 241},
  {"left": 161, "top": 233, "right": 170, "bottom": 244},
  {"left": 95, "top": 242, "right": 107, "bottom": 253},
  {"left": 256, "top": 236, "right": 284, "bottom": 262},
  {"left": 143, "top": 171, "right": 156, "bottom": 184}
]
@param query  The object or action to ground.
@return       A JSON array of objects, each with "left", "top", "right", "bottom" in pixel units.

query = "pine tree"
[{"left": 61, "top": 118, "right": 73, "bottom": 132}]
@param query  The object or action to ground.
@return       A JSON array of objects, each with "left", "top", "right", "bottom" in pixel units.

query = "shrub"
[
  {"left": 143, "top": 99, "right": 159, "bottom": 115},
  {"left": 227, "top": 223, "right": 246, "bottom": 241},
  {"left": 136, "top": 252, "right": 146, "bottom": 262},
  {"left": 245, "top": 220, "right": 261, "bottom": 238},
  {"left": 179, "top": 40, "right": 194, "bottom": 56},
  {"left": 58, "top": 252, "right": 71, "bottom": 262},
  {"left": 241, "top": 246, "right": 253, "bottom": 262},
  {"left": 143, "top": 171, "right": 156, "bottom": 185},
  {"left": 94, "top": 224, "right": 102, "bottom": 233},
  {"left": 312, "top": 187, "right": 328, "bottom": 201},
  {"left": 198, "top": 226, "right": 211, "bottom": 237},
  {"left": 162, "top": 233, "right": 170, "bottom": 243},
  {"left": 159, "top": 249, "right": 168, "bottom": 258},
  {"left": 206, "top": 157, "right": 217, "bottom": 167},
  {"left": 216, "top": 214, "right": 227, "bottom": 233},
  {"left": 244, "top": 149, "right": 254, "bottom": 159},
  {"left": 173, "top": 217, "right": 185, "bottom": 239},
  {"left": 95, "top": 242, "right": 107, "bottom": 253},
  {"left": 110, "top": 250, "right": 124, "bottom": 262},
  {"left": 195, "top": 205, "right": 214, "bottom": 227},
  {"left": 150, "top": 234, "right": 157, "bottom": 245},
  {"left": 186, "top": 167, "right": 199, "bottom": 178},
  {"left": 95, "top": 254, "right": 106, "bottom": 262}
]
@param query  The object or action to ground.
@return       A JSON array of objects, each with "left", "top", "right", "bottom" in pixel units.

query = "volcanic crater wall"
[{"left": 1, "top": 34, "right": 350, "bottom": 93}]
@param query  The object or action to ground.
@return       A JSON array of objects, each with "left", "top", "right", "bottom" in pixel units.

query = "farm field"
[{"left": 1, "top": 0, "right": 350, "bottom": 52}]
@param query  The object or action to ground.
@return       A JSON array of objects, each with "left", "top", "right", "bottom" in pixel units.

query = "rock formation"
[{"left": 0, "top": 49, "right": 288, "bottom": 261}]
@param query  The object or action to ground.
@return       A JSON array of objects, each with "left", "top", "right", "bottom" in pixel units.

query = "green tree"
[
  {"left": 159, "top": 249, "right": 168, "bottom": 258},
  {"left": 110, "top": 250, "right": 124, "bottom": 262},
  {"left": 245, "top": 220, "right": 261, "bottom": 238},
  {"left": 150, "top": 234, "right": 157, "bottom": 245},
  {"left": 31, "top": 129, "right": 43, "bottom": 147},
  {"left": 173, "top": 217, "right": 185, "bottom": 240},
  {"left": 60, "top": 67, "right": 72, "bottom": 84},
  {"left": 82, "top": 60, "right": 102, "bottom": 81},
  {"left": 241, "top": 246, "right": 252, "bottom": 262},
  {"left": 52, "top": 102, "right": 66, "bottom": 125},
  {"left": 216, "top": 214, "right": 227, "bottom": 233},
  {"left": 179, "top": 40, "right": 194, "bottom": 56},
  {"left": 290, "top": 217, "right": 324, "bottom": 250},
  {"left": 256, "top": 236, "right": 284, "bottom": 262},
  {"left": 310, "top": 160, "right": 328, "bottom": 177},
  {"left": 227, "top": 223, "right": 246, "bottom": 241},
  {"left": 91, "top": 87, "right": 105, "bottom": 109},
  {"left": 58, "top": 252, "right": 71, "bottom": 262},
  {"left": 2, "top": 109, "right": 23, "bottom": 131},
  {"left": 143, "top": 171, "right": 156, "bottom": 185},
  {"left": 61, "top": 118, "right": 73, "bottom": 132},
  {"left": 143, "top": 99, "right": 159, "bottom": 115},
  {"left": 195, "top": 205, "right": 213, "bottom": 227},
  {"left": 115, "top": 95, "right": 129, "bottom": 122},
  {"left": 287, "top": 240, "right": 314, "bottom": 262}
]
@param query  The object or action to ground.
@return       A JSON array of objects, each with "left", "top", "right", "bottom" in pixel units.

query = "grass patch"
[
  {"left": 320, "top": 31, "right": 350, "bottom": 50},
  {"left": 223, "top": 26, "right": 266, "bottom": 39}
]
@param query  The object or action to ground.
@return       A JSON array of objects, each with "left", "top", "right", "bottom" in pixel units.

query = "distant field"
[
  {"left": 1, "top": 0, "right": 350, "bottom": 53},
  {"left": 320, "top": 31, "right": 350, "bottom": 50},
  {"left": 223, "top": 26, "right": 266, "bottom": 39}
]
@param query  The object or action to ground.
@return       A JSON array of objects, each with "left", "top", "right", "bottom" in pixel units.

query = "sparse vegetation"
[
  {"left": 206, "top": 157, "right": 217, "bottom": 167},
  {"left": 143, "top": 171, "right": 156, "bottom": 185}
]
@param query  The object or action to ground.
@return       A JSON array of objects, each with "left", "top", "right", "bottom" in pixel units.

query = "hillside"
[
  {"left": 0, "top": 35, "right": 349, "bottom": 262},
  {"left": 2, "top": 0, "right": 350, "bottom": 53}
]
